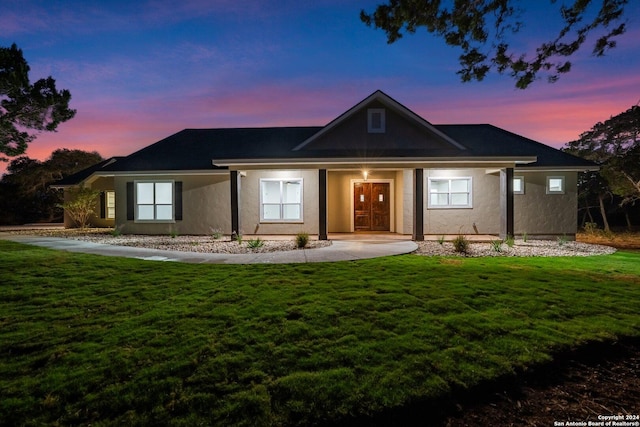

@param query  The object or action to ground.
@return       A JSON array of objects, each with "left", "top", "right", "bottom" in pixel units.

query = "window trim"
[
  {"left": 367, "top": 108, "right": 386, "bottom": 133},
  {"left": 513, "top": 176, "right": 525, "bottom": 195},
  {"left": 546, "top": 176, "right": 565, "bottom": 194},
  {"left": 134, "top": 180, "right": 175, "bottom": 222},
  {"left": 427, "top": 177, "right": 473, "bottom": 209},
  {"left": 259, "top": 178, "right": 304, "bottom": 223}
]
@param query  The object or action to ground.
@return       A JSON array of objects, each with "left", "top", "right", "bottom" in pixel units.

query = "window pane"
[
  {"left": 107, "top": 207, "right": 115, "bottom": 219},
  {"left": 283, "top": 181, "right": 301, "bottom": 203},
  {"left": 430, "top": 193, "right": 448, "bottom": 206},
  {"left": 549, "top": 178, "right": 563, "bottom": 192},
  {"left": 283, "top": 204, "right": 300, "bottom": 220},
  {"left": 155, "top": 182, "right": 173, "bottom": 204},
  {"left": 262, "top": 181, "right": 281, "bottom": 204},
  {"left": 106, "top": 192, "right": 115, "bottom": 207},
  {"left": 513, "top": 178, "right": 523, "bottom": 193},
  {"left": 156, "top": 205, "right": 173, "bottom": 220},
  {"left": 263, "top": 204, "right": 281, "bottom": 220},
  {"left": 137, "top": 183, "right": 154, "bottom": 204},
  {"left": 138, "top": 205, "right": 154, "bottom": 220},
  {"left": 450, "top": 179, "right": 468, "bottom": 193},
  {"left": 451, "top": 193, "right": 469, "bottom": 205},
  {"left": 430, "top": 180, "right": 449, "bottom": 193}
]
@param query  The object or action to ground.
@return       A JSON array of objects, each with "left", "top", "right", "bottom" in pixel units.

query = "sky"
[{"left": 2, "top": 0, "right": 640, "bottom": 175}]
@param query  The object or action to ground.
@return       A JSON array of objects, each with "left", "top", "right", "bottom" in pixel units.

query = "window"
[
  {"left": 260, "top": 178, "right": 303, "bottom": 222},
  {"left": 367, "top": 108, "right": 385, "bottom": 133},
  {"left": 547, "top": 176, "right": 565, "bottom": 194},
  {"left": 428, "top": 177, "right": 472, "bottom": 208},
  {"left": 513, "top": 176, "right": 524, "bottom": 195},
  {"left": 136, "top": 181, "right": 173, "bottom": 221},
  {"left": 106, "top": 191, "right": 116, "bottom": 219}
]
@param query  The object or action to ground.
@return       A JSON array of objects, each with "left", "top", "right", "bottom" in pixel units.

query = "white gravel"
[
  {"left": 415, "top": 239, "right": 616, "bottom": 257},
  {"left": 2, "top": 229, "right": 616, "bottom": 257}
]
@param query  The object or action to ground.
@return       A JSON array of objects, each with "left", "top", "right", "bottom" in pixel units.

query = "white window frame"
[
  {"left": 259, "top": 178, "right": 303, "bottom": 223},
  {"left": 513, "top": 176, "right": 525, "bottom": 195},
  {"left": 135, "top": 180, "right": 174, "bottom": 222},
  {"left": 106, "top": 190, "right": 116, "bottom": 219},
  {"left": 546, "top": 176, "right": 565, "bottom": 194},
  {"left": 427, "top": 177, "right": 473, "bottom": 209},
  {"left": 367, "top": 108, "right": 385, "bottom": 133}
]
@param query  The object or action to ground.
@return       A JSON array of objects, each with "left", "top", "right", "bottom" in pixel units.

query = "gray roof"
[{"left": 96, "top": 124, "right": 593, "bottom": 172}]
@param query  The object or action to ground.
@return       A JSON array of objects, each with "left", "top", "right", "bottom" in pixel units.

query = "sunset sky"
[{"left": 2, "top": 0, "right": 640, "bottom": 175}]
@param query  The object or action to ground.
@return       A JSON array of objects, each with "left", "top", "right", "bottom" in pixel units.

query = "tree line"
[{"left": 0, "top": 149, "right": 102, "bottom": 224}]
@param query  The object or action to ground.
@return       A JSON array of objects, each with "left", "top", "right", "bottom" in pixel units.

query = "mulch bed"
[{"left": 336, "top": 339, "right": 640, "bottom": 426}]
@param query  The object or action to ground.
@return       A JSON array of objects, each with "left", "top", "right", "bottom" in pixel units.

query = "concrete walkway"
[{"left": 3, "top": 235, "right": 418, "bottom": 264}]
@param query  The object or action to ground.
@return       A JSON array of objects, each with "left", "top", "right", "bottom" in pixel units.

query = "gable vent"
[{"left": 368, "top": 108, "right": 385, "bottom": 133}]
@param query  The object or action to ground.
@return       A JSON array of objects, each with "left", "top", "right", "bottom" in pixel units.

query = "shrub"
[
  {"left": 231, "top": 231, "right": 243, "bottom": 244},
  {"left": 57, "top": 186, "right": 100, "bottom": 229},
  {"left": 295, "top": 232, "right": 309, "bottom": 249},
  {"left": 247, "top": 238, "right": 264, "bottom": 249},
  {"left": 452, "top": 234, "right": 469, "bottom": 254},
  {"left": 210, "top": 228, "right": 223, "bottom": 240},
  {"left": 490, "top": 240, "right": 503, "bottom": 252},
  {"left": 583, "top": 222, "right": 599, "bottom": 235},
  {"left": 111, "top": 225, "right": 124, "bottom": 237},
  {"left": 437, "top": 235, "right": 446, "bottom": 245},
  {"left": 557, "top": 234, "right": 568, "bottom": 246},
  {"left": 522, "top": 232, "right": 528, "bottom": 243},
  {"left": 505, "top": 234, "right": 515, "bottom": 248}
]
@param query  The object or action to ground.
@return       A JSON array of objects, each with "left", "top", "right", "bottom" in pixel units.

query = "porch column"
[
  {"left": 413, "top": 168, "right": 424, "bottom": 241},
  {"left": 230, "top": 170, "right": 241, "bottom": 236},
  {"left": 500, "top": 167, "right": 514, "bottom": 238},
  {"left": 318, "top": 169, "right": 328, "bottom": 240}
]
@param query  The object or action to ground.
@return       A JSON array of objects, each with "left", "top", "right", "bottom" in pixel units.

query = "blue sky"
[{"left": 2, "top": 0, "right": 640, "bottom": 172}]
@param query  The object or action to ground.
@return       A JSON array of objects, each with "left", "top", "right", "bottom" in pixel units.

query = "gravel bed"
[
  {"left": 415, "top": 239, "right": 616, "bottom": 257},
  {"left": 70, "top": 234, "right": 332, "bottom": 254},
  {"left": 2, "top": 229, "right": 616, "bottom": 257}
]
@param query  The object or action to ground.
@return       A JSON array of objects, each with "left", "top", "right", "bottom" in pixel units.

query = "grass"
[{"left": 1, "top": 241, "right": 639, "bottom": 425}]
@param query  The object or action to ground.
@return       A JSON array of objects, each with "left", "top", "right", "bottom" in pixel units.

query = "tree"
[
  {"left": 360, "top": 0, "right": 628, "bottom": 89},
  {"left": 0, "top": 149, "right": 102, "bottom": 224},
  {"left": 565, "top": 104, "right": 640, "bottom": 231},
  {"left": 58, "top": 186, "right": 100, "bottom": 229},
  {"left": 1, "top": 43, "right": 76, "bottom": 159}
]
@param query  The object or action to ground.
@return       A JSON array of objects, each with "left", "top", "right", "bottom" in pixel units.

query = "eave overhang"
[{"left": 212, "top": 156, "right": 537, "bottom": 169}]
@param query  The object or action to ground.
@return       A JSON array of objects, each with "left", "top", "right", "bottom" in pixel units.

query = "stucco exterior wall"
[
  {"left": 424, "top": 168, "right": 501, "bottom": 235},
  {"left": 114, "top": 174, "right": 230, "bottom": 235},
  {"left": 240, "top": 169, "right": 319, "bottom": 235},
  {"left": 514, "top": 172, "right": 578, "bottom": 236}
]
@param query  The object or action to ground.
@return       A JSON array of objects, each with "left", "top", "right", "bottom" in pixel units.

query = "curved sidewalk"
[{"left": 3, "top": 235, "right": 418, "bottom": 264}]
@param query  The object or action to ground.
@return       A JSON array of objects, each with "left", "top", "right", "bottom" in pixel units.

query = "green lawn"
[{"left": 1, "top": 241, "right": 639, "bottom": 426}]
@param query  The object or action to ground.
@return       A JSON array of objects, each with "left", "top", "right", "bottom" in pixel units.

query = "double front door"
[{"left": 354, "top": 182, "right": 390, "bottom": 231}]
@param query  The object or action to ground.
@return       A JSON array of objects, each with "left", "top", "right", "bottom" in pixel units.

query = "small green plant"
[
  {"left": 557, "top": 234, "right": 568, "bottom": 246},
  {"left": 295, "top": 232, "right": 309, "bottom": 249},
  {"left": 437, "top": 235, "right": 446, "bottom": 245},
  {"left": 490, "top": 240, "right": 503, "bottom": 252},
  {"left": 111, "top": 225, "right": 124, "bottom": 237},
  {"left": 169, "top": 227, "right": 179, "bottom": 239},
  {"left": 522, "top": 232, "right": 528, "bottom": 243},
  {"left": 210, "top": 228, "right": 223, "bottom": 240},
  {"left": 505, "top": 234, "right": 515, "bottom": 248},
  {"left": 583, "top": 222, "right": 599, "bottom": 235},
  {"left": 247, "top": 238, "right": 264, "bottom": 249},
  {"left": 452, "top": 234, "right": 469, "bottom": 254}
]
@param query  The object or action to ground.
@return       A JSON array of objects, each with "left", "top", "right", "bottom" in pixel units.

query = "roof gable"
[{"left": 294, "top": 90, "right": 465, "bottom": 152}]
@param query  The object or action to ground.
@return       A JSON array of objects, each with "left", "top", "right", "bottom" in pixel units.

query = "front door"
[{"left": 354, "top": 182, "right": 390, "bottom": 231}]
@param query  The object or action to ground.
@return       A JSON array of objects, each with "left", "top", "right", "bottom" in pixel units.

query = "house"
[{"left": 54, "top": 90, "right": 596, "bottom": 240}]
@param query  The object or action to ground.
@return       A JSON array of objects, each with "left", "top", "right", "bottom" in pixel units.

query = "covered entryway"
[{"left": 353, "top": 182, "right": 390, "bottom": 231}]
